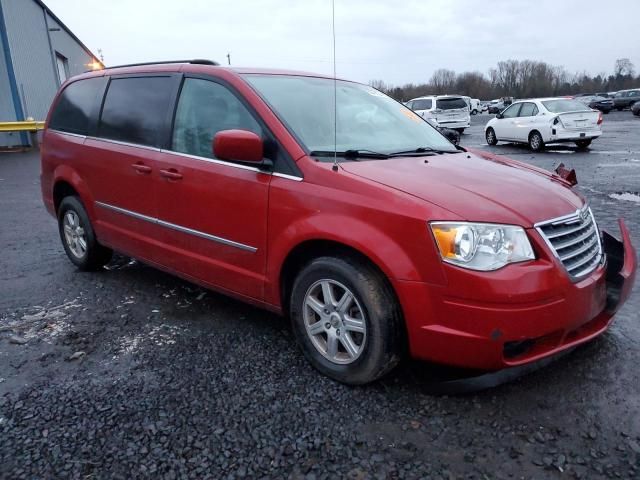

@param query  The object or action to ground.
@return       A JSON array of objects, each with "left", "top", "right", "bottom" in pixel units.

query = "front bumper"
[{"left": 398, "top": 219, "right": 636, "bottom": 370}]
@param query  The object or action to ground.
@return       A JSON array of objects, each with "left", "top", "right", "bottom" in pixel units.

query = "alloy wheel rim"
[
  {"left": 63, "top": 211, "right": 87, "bottom": 259},
  {"left": 531, "top": 135, "right": 540, "bottom": 149},
  {"left": 303, "top": 279, "right": 367, "bottom": 365},
  {"left": 487, "top": 130, "right": 495, "bottom": 143}
]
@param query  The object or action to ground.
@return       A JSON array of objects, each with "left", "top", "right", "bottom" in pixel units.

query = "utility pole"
[{"left": 227, "top": 53, "right": 231, "bottom": 66}]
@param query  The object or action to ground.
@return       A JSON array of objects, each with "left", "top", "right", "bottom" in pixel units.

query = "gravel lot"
[{"left": 1, "top": 111, "right": 639, "bottom": 479}]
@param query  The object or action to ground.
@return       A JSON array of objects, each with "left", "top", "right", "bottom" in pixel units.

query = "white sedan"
[{"left": 484, "top": 98, "right": 603, "bottom": 151}]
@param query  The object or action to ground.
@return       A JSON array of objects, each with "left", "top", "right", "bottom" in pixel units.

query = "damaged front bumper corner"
[{"left": 603, "top": 219, "right": 637, "bottom": 314}]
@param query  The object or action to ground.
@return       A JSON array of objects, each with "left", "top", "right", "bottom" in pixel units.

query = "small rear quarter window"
[{"left": 49, "top": 77, "right": 106, "bottom": 135}]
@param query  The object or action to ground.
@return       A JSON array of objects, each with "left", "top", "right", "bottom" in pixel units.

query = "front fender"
[{"left": 264, "top": 212, "right": 446, "bottom": 307}]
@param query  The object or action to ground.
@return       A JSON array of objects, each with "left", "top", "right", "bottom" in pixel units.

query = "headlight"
[{"left": 430, "top": 222, "right": 535, "bottom": 271}]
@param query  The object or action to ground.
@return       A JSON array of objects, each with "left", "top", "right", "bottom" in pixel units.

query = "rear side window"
[
  {"left": 98, "top": 77, "right": 174, "bottom": 147},
  {"left": 412, "top": 99, "right": 432, "bottom": 110},
  {"left": 436, "top": 98, "right": 467, "bottom": 110},
  {"left": 172, "top": 78, "right": 262, "bottom": 159},
  {"left": 49, "top": 77, "right": 105, "bottom": 135}
]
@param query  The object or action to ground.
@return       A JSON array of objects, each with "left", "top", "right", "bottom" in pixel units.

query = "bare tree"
[
  {"left": 614, "top": 58, "right": 635, "bottom": 77},
  {"left": 429, "top": 69, "right": 456, "bottom": 93}
]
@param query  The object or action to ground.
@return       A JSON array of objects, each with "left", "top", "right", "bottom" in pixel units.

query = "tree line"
[{"left": 370, "top": 58, "right": 639, "bottom": 101}]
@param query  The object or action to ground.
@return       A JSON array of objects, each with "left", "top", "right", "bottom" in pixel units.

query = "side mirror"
[
  {"left": 496, "top": 113, "right": 503, "bottom": 119},
  {"left": 213, "top": 129, "right": 264, "bottom": 164}
]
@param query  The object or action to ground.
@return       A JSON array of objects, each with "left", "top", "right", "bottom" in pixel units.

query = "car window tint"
[
  {"left": 436, "top": 98, "right": 467, "bottom": 110},
  {"left": 49, "top": 77, "right": 106, "bottom": 135},
  {"left": 172, "top": 78, "right": 262, "bottom": 159},
  {"left": 98, "top": 77, "right": 174, "bottom": 147},
  {"left": 501, "top": 104, "right": 521, "bottom": 118},
  {"left": 412, "top": 99, "right": 432, "bottom": 110},
  {"left": 518, "top": 103, "right": 536, "bottom": 117}
]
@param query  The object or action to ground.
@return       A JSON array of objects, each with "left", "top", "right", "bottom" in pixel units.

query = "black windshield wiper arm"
[
  {"left": 308, "top": 149, "right": 390, "bottom": 159},
  {"left": 388, "top": 147, "right": 457, "bottom": 156}
]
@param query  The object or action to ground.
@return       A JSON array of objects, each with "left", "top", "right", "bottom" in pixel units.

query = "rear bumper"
[
  {"left": 434, "top": 120, "right": 470, "bottom": 129},
  {"left": 398, "top": 219, "right": 636, "bottom": 370},
  {"left": 548, "top": 128, "right": 601, "bottom": 143}
]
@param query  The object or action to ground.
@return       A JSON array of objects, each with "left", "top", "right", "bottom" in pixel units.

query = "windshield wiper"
[
  {"left": 309, "top": 149, "right": 390, "bottom": 159},
  {"left": 388, "top": 147, "right": 457, "bottom": 156}
]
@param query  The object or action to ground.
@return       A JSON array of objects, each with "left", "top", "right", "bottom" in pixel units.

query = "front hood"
[{"left": 340, "top": 151, "right": 584, "bottom": 226}]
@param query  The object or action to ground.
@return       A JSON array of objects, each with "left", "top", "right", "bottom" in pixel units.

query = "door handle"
[
  {"left": 159, "top": 168, "right": 183, "bottom": 181},
  {"left": 132, "top": 163, "right": 152, "bottom": 174}
]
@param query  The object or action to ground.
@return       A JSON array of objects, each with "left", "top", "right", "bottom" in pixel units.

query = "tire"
[
  {"left": 58, "top": 196, "right": 112, "bottom": 271},
  {"left": 289, "top": 256, "right": 404, "bottom": 385},
  {"left": 485, "top": 127, "right": 498, "bottom": 145},
  {"left": 471, "top": 109, "right": 478, "bottom": 115},
  {"left": 455, "top": 128, "right": 465, "bottom": 134},
  {"left": 575, "top": 140, "right": 592, "bottom": 150},
  {"left": 528, "top": 131, "right": 545, "bottom": 152}
]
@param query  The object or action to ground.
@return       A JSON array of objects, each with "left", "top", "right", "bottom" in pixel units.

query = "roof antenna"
[{"left": 331, "top": 0, "right": 338, "bottom": 172}]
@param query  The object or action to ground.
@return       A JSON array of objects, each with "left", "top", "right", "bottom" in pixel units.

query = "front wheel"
[
  {"left": 528, "top": 131, "right": 545, "bottom": 152},
  {"left": 289, "top": 256, "right": 404, "bottom": 385},
  {"left": 485, "top": 127, "right": 498, "bottom": 145},
  {"left": 58, "top": 196, "right": 112, "bottom": 271},
  {"left": 575, "top": 139, "right": 592, "bottom": 150}
]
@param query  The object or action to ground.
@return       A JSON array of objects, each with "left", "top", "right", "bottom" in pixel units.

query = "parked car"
[
  {"left": 41, "top": 61, "right": 636, "bottom": 385},
  {"left": 613, "top": 89, "right": 640, "bottom": 110},
  {"left": 407, "top": 95, "right": 470, "bottom": 133},
  {"left": 487, "top": 101, "right": 505, "bottom": 114},
  {"left": 485, "top": 98, "right": 603, "bottom": 151},
  {"left": 632, "top": 101, "right": 640, "bottom": 116},
  {"left": 576, "top": 95, "right": 614, "bottom": 113},
  {"left": 461, "top": 96, "right": 481, "bottom": 115}
]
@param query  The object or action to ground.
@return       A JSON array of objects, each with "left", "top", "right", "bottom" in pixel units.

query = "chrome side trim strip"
[
  {"left": 95, "top": 201, "right": 257, "bottom": 253},
  {"left": 48, "top": 129, "right": 86, "bottom": 140},
  {"left": 160, "top": 149, "right": 304, "bottom": 181},
  {"left": 95, "top": 201, "right": 156, "bottom": 224},
  {"left": 159, "top": 149, "right": 263, "bottom": 173},
  {"left": 86, "top": 136, "right": 161, "bottom": 152},
  {"left": 155, "top": 219, "right": 257, "bottom": 252},
  {"left": 272, "top": 172, "right": 303, "bottom": 182}
]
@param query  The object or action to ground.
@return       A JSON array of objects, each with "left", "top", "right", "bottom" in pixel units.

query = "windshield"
[
  {"left": 244, "top": 75, "right": 458, "bottom": 157},
  {"left": 542, "top": 99, "right": 590, "bottom": 113}
]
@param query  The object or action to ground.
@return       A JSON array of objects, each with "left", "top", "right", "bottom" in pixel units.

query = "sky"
[{"left": 46, "top": 0, "right": 640, "bottom": 86}]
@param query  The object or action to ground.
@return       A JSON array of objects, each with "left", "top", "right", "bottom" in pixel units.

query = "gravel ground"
[{"left": 1, "top": 111, "right": 639, "bottom": 479}]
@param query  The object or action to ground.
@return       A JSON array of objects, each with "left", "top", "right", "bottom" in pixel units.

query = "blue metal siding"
[
  {"left": 0, "top": 0, "right": 25, "bottom": 146},
  {"left": 0, "top": 0, "right": 96, "bottom": 126}
]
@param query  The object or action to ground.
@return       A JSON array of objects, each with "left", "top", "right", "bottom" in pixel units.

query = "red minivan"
[{"left": 41, "top": 60, "right": 636, "bottom": 384}]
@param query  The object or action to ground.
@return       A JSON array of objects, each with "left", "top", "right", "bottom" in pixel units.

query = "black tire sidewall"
[
  {"left": 486, "top": 128, "right": 497, "bottom": 145},
  {"left": 58, "top": 196, "right": 106, "bottom": 270},
  {"left": 290, "top": 257, "right": 399, "bottom": 385}
]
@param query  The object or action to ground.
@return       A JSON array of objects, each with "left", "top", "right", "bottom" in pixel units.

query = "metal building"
[{"left": 0, "top": 0, "right": 101, "bottom": 146}]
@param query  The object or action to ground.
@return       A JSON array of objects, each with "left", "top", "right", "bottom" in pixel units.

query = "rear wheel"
[
  {"left": 575, "top": 139, "right": 592, "bottom": 150},
  {"left": 289, "top": 256, "right": 403, "bottom": 385},
  {"left": 528, "top": 131, "right": 545, "bottom": 152},
  {"left": 471, "top": 109, "right": 478, "bottom": 115},
  {"left": 58, "top": 196, "right": 112, "bottom": 271},
  {"left": 485, "top": 127, "right": 498, "bottom": 145}
]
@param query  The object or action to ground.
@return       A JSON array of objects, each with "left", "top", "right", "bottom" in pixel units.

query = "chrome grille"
[{"left": 536, "top": 207, "right": 603, "bottom": 279}]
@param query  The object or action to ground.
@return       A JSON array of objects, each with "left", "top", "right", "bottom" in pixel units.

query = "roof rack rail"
[{"left": 101, "top": 59, "right": 219, "bottom": 70}]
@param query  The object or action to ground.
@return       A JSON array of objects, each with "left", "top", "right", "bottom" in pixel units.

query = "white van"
[{"left": 407, "top": 95, "right": 471, "bottom": 133}]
